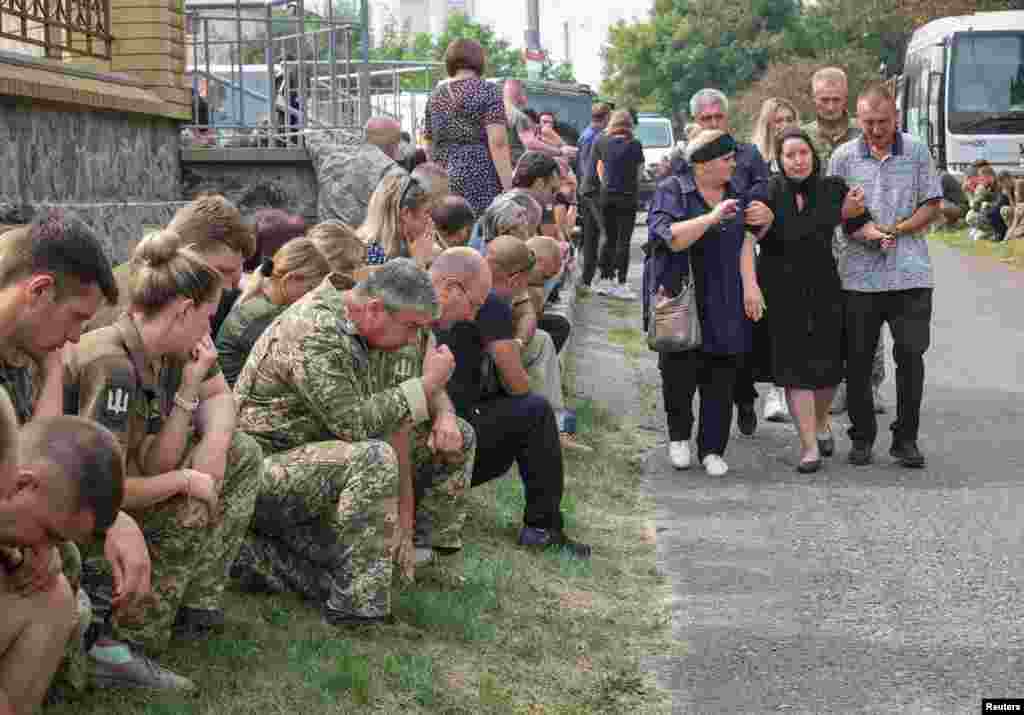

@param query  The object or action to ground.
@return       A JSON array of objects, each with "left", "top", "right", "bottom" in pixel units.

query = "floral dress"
[{"left": 423, "top": 78, "right": 507, "bottom": 216}]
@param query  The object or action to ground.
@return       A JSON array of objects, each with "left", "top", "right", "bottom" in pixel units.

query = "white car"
[{"left": 635, "top": 114, "right": 675, "bottom": 208}]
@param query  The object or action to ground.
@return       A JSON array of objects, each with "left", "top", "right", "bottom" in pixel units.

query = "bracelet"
[{"left": 173, "top": 392, "right": 199, "bottom": 413}]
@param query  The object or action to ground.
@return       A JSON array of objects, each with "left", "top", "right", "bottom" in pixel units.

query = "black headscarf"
[{"left": 774, "top": 127, "right": 821, "bottom": 201}]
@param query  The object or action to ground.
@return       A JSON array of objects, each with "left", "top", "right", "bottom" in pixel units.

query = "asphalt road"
[{"left": 570, "top": 221, "right": 1024, "bottom": 715}]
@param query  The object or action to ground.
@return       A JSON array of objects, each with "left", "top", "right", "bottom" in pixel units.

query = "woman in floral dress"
[{"left": 422, "top": 39, "right": 514, "bottom": 216}]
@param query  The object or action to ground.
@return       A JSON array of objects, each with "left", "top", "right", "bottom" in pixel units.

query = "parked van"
[{"left": 635, "top": 113, "right": 675, "bottom": 207}]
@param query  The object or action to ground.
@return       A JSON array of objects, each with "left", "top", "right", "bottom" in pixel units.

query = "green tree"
[{"left": 433, "top": 13, "right": 525, "bottom": 77}]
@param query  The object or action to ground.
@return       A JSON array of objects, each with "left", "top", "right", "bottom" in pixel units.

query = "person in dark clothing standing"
[
  {"left": 672, "top": 89, "right": 771, "bottom": 436},
  {"left": 577, "top": 104, "right": 611, "bottom": 288},
  {"left": 644, "top": 130, "right": 773, "bottom": 477},
  {"left": 741, "top": 127, "right": 890, "bottom": 473},
  {"left": 592, "top": 110, "right": 644, "bottom": 301}
]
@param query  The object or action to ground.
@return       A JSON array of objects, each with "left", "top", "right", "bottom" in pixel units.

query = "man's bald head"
[
  {"left": 525, "top": 236, "right": 561, "bottom": 283},
  {"left": 364, "top": 117, "right": 402, "bottom": 159},
  {"left": 430, "top": 248, "right": 491, "bottom": 325}
]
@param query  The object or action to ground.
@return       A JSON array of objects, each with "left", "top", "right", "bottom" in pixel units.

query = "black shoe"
[
  {"left": 518, "top": 527, "right": 592, "bottom": 559},
  {"left": 797, "top": 458, "right": 822, "bottom": 474},
  {"left": 173, "top": 607, "right": 225, "bottom": 638},
  {"left": 817, "top": 435, "right": 835, "bottom": 457},
  {"left": 848, "top": 441, "right": 873, "bottom": 466},
  {"left": 736, "top": 403, "right": 757, "bottom": 436},
  {"left": 890, "top": 441, "right": 925, "bottom": 468}
]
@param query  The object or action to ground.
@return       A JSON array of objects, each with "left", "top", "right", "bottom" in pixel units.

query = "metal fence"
[
  {"left": 183, "top": 0, "right": 440, "bottom": 149},
  {"left": 0, "top": 0, "right": 112, "bottom": 59}
]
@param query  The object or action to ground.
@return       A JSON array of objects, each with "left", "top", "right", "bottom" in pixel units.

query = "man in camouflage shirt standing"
[
  {"left": 233, "top": 259, "right": 474, "bottom": 625},
  {"left": 305, "top": 117, "right": 408, "bottom": 228},
  {"left": 801, "top": 67, "right": 887, "bottom": 415}
]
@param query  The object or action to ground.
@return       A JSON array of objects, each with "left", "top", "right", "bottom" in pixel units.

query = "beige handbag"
[{"left": 647, "top": 268, "right": 702, "bottom": 353}]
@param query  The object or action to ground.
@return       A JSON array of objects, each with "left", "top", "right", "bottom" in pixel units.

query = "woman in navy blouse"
[{"left": 643, "top": 130, "right": 773, "bottom": 477}]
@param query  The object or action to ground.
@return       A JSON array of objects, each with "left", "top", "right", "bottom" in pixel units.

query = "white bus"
[{"left": 893, "top": 11, "right": 1024, "bottom": 176}]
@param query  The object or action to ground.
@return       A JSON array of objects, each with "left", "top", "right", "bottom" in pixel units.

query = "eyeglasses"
[{"left": 507, "top": 248, "right": 537, "bottom": 279}]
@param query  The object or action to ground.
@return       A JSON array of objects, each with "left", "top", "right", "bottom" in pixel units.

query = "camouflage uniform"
[
  {"left": 234, "top": 274, "right": 474, "bottom": 618},
  {"left": 65, "top": 314, "right": 264, "bottom": 654},
  {"left": 305, "top": 133, "right": 407, "bottom": 227},
  {"left": 214, "top": 293, "right": 286, "bottom": 388},
  {"left": 0, "top": 357, "right": 91, "bottom": 690}
]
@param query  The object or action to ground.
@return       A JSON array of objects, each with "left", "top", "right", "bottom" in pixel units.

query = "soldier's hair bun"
[{"left": 134, "top": 229, "right": 183, "bottom": 268}]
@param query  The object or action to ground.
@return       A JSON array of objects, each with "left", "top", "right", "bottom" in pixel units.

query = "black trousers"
[
  {"left": 844, "top": 288, "right": 932, "bottom": 445},
  {"left": 658, "top": 350, "right": 739, "bottom": 460},
  {"left": 538, "top": 313, "right": 571, "bottom": 354},
  {"left": 580, "top": 194, "right": 605, "bottom": 286},
  {"left": 599, "top": 192, "right": 638, "bottom": 283},
  {"left": 732, "top": 361, "right": 758, "bottom": 407},
  {"left": 467, "top": 393, "right": 565, "bottom": 531}
]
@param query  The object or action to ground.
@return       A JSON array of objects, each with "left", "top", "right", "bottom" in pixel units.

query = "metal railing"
[
  {"left": 0, "top": 0, "right": 112, "bottom": 59},
  {"left": 183, "top": 0, "right": 440, "bottom": 150}
]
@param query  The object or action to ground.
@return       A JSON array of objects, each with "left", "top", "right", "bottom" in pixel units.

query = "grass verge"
[
  {"left": 929, "top": 226, "right": 1024, "bottom": 269},
  {"left": 49, "top": 393, "right": 673, "bottom": 715}
]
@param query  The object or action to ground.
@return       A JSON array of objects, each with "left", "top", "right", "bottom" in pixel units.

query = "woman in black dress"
[{"left": 742, "top": 127, "right": 890, "bottom": 473}]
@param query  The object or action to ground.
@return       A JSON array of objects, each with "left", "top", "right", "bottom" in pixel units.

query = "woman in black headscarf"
[{"left": 742, "top": 127, "right": 891, "bottom": 473}]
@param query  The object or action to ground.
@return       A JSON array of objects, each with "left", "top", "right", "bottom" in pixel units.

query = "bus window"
[{"left": 949, "top": 32, "right": 1024, "bottom": 132}]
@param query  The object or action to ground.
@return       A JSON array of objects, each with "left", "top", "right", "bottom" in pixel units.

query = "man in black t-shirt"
[{"left": 430, "top": 243, "right": 591, "bottom": 559}]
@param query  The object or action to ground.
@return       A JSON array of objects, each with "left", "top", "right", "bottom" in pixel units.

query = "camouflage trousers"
[
  {"left": 236, "top": 418, "right": 475, "bottom": 619},
  {"left": 86, "top": 432, "right": 264, "bottom": 654},
  {"left": 411, "top": 417, "right": 475, "bottom": 551},
  {"left": 237, "top": 439, "right": 400, "bottom": 619}
]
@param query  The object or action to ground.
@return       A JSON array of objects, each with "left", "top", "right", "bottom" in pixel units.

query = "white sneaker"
[
  {"left": 593, "top": 279, "right": 612, "bottom": 296},
  {"left": 668, "top": 441, "right": 691, "bottom": 469},
  {"left": 612, "top": 283, "right": 638, "bottom": 301},
  {"left": 702, "top": 454, "right": 729, "bottom": 477},
  {"left": 763, "top": 387, "right": 789, "bottom": 422}
]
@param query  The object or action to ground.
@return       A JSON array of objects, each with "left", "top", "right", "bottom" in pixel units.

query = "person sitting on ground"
[
  {"left": 0, "top": 211, "right": 153, "bottom": 691},
  {"left": 525, "top": 236, "right": 571, "bottom": 353},
  {"left": 511, "top": 152, "right": 563, "bottom": 240},
  {"left": 411, "top": 162, "right": 451, "bottom": 212},
  {"left": 358, "top": 174, "right": 437, "bottom": 268},
  {"left": 962, "top": 160, "right": 991, "bottom": 195},
  {"left": 217, "top": 228, "right": 366, "bottom": 388},
  {"left": 233, "top": 259, "right": 474, "bottom": 624},
  {"left": 245, "top": 209, "right": 307, "bottom": 273},
  {"left": 306, "top": 116, "right": 408, "bottom": 227},
  {"left": 431, "top": 196, "right": 476, "bottom": 248},
  {"left": 988, "top": 171, "right": 1014, "bottom": 242},
  {"left": 0, "top": 398, "right": 127, "bottom": 715},
  {"left": 431, "top": 243, "right": 591, "bottom": 558},
  {"left": 938, "top": 171, "right": 970, "bottom": 227},
  {"left": 65, "top": 230, "right": 264, "bottom": 690},
  {"left": 966, "top": 165, "right": 998, "bottom": 241},
  {"left": 1005, "top": 179, "right": 1024, "bottom": 241},
  {"left": 87, "top": 194, "right": 257, "bottom": 337},
  {"left": 471, "top": 192, "right": 533, "bottom": 251}
]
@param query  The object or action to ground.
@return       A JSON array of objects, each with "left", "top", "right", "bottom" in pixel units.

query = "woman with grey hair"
[{"left": 470, "top": 192, "right": 533, "bottom": 250}]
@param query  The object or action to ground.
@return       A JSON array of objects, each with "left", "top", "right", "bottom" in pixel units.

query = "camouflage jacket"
[
  {"left": 306, "top": 134, "right": 407, "bottom": 227},
  {"left": 234, "top": 274, "right": 431, "bottom": 455},
  {"left": 215, "top": 294, "right": 287, "bottom": 388},
  {"left": 801, "top": 119, "right": 862, "bottom": 167}
]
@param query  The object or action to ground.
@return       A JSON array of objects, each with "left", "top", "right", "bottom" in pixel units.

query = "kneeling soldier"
[
  {"left": 66, "top": 230, "right": 264, "bottom": 690},
  {"left": 233, "top": 258, "right": 473, "bottom": 625}
]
